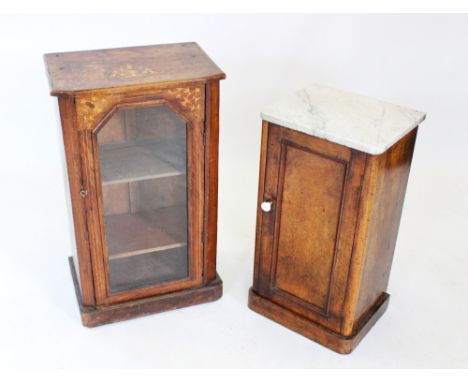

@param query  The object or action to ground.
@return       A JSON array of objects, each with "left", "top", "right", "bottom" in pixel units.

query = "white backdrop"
[{"left": 0, "top": 14, "right": 467, "bottom": 368}]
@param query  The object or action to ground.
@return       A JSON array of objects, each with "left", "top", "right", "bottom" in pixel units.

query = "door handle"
[{"left": 261, "top": 200, "right": 273, "bottom": 212}]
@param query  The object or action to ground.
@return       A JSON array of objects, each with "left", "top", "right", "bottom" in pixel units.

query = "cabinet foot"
[
  {"left": 69, "top": 257, "right": 223, "bottom": 327},
  {"left": 248, "top": 288, "right": 389, "bottom": 354}
]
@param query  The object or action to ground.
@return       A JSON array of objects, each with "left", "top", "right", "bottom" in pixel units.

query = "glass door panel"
[{"left": 97, "top": 104, "right": 188, "bottom": 293}]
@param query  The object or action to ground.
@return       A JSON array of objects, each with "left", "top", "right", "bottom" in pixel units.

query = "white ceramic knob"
[{"left": 261, "top": 201, "right": 273, "bottom": 212}]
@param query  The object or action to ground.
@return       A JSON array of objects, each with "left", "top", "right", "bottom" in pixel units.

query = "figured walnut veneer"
[
  {"left": 46, "top": 43, "right": 225, "bottom": 326},
  {"left": 249, "top": 121, "right": 417, "bottom": 353}
]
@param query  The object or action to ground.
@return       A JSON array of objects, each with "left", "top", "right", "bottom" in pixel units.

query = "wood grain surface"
[
  {"left": 45, "top": 42, "right": 225, "bottom": 95},
  {"left": 249, "top": 121, "right": 418, "bottom": 353}
]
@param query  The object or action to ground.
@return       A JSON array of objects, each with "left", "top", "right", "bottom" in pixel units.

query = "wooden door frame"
[
  {"left": 253, "top": 122, "right": 366, "bottom": 332},
  {"left": 77, "top": 86, "right": 205, "bottom": 306}
]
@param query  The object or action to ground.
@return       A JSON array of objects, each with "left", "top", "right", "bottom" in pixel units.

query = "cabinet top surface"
[
  {"left": 261, "top": 84, "right": 426, "bottom": 155},
  {"left": 44, "top": 42, "right": 225, "bottom": 95}
]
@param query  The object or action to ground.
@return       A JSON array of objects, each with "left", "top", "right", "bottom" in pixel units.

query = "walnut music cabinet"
[
  {"left": 44, "top": 42, "right": 225, "bottom": 327},
  {"left": 248, "top": 84, "right": 426, "bottom": 353}
]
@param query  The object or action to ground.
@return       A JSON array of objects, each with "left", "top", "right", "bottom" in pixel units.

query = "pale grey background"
[{"left": 0, "top": 14, "right": 467, "bottom": 367}]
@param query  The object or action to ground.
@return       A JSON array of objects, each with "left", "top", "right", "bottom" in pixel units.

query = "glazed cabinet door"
[
  {"left": 80, "top": 90, "right": 205, "bottom": 305},
  {"left": 255, "top": 124, "right": 366, "bottom": 333}
]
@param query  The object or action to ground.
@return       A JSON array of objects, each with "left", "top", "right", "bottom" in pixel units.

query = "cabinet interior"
[{"left": 97, "top": 105, "right": 189, "bottom": 292}]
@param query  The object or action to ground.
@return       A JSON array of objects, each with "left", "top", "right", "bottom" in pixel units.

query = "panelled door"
[{"left": 255, "top": 124, "right": 366, "bottom": 333}]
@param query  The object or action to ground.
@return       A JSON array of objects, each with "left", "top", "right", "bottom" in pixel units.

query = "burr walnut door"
[
  {"left": 88, "top": 100, "right": 204, "bottom": 305},
  {"left": 255, "top": 124, "right": 366, "bottom": 332}
]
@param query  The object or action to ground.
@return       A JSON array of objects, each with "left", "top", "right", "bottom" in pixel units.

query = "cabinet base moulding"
[
  {"left": 69, "top": 257, "right": 223, "bottom": 327},
  {"left": 248, "top": 288, "right": 389, "bottom": 354}
]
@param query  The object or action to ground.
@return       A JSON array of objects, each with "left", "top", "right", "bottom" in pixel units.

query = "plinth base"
[
  {"left": 248, "top": 288, "right": 389, "bottom": 354},
  {"left": 69, "top": 257, "right": 223, "bottom": 327}
]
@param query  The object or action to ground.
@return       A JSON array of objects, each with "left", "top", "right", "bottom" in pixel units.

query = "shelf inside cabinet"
[
  {"left": 105, "top": 205, "right": 187, "bottom": 260},
  {"left": 109, "top": 246, "right": 188, "bottom": 292},
  {"left": 99, "top": 138, "right": 186, "bottom": 185}
]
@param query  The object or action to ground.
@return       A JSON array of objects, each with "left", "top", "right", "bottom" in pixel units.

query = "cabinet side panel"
[
  {"left": 58, "top": 96, "right": 95, "bottom": 306},
  {"left": 273, "top": 143, "right": 347, "bottom": 313},
  {"left": 203, "top": 80, "right": 220, "bottom": 283},
  {"left": 353, "top": 129, "right": 417, "bottom": 330}
]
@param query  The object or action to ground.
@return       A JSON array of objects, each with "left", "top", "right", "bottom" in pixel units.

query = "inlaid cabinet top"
[
  {"left": 44, "top": 42, "right": 225, "bottom": 95},
  {"left": 261, "top": 84, "right": 426, "bottom": 155}
]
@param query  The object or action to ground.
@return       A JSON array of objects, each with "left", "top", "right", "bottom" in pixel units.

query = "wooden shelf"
[
  {"left": 100, "top": 138, "right": 186, "bottom": 185},
  {"left": 109, "top": 247, "right": 188, "bottom": 293},
  {"left": 105, "top": 205, "right": 187, "bottom": 259}
]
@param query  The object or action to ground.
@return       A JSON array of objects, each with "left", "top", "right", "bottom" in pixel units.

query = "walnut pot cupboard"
[
  {"left": 248, "top": 85, "right": 425, "bottom": 354},
  {"left": 45, "top": 42, "right": 225, "bottom": 327}
]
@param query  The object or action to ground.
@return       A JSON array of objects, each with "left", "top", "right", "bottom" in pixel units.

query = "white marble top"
[{"left": 261, "top": 84, "right": 426, "bottom": 155}]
